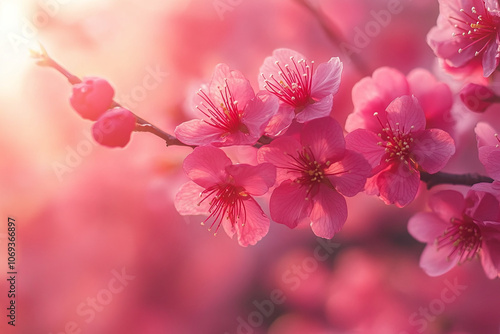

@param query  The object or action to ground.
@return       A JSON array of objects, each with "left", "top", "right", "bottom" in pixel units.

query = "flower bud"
[
  {"left": 70, "top": 77, "right": 114, "bottom": 120},
  {"left": 92, "top": 108, "right": 136, "bottom": 148},
  {"left": 459, "top": 83, "right": 497, "bottom": 112}
]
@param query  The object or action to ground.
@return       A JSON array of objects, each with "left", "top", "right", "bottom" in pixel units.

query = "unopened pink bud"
[
  {"left": 70, "top": 77, "right": 115, "bottom": 120},
  {"left": 92, "top": 108, "right": 136, "bottom": 148},
  {"left": 459, "top": 83, "right": 497, "bottom": 113}
]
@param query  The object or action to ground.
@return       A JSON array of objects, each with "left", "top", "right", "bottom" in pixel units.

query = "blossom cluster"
[
  {"left": 44, "top": 0, "right": 500, "bottom": 280},
  {"left": 173, "top": 49, "right": 368, "bottom": 246}
]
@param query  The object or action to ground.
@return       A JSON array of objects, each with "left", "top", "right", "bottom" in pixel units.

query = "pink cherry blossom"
[
  {"left": 408, "top": 185, "right": 500, "bottom": 279},
  {"left": 175, "top": 64, "right": 279, "bottom": 146},
  {"left": 175, "top": 146, "right": 276, "bottom": 246},
  {"left": 345, "top": 67, "right": 455, "bottom": 136},
  {"left": 346, "top": 96, "right": 456, "bottom": 207},
  {"left": 258, "top": 48, "right": 342, "bottom": 135},
  {"left": 427, "top": 0, "right": 500, "bottom": 77},
  {"left": 257, "top": 117, "right": 371, "bottom": 238},
  {"left": 475, "top": 122, "right": 500, "bottom": 180}
]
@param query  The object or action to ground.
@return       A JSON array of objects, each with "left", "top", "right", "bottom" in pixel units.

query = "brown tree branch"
[{"left": 420, "top": 171, "right": 494, "bottom": 189}]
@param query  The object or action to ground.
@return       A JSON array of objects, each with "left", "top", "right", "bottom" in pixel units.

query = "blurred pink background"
[{"left": 1, "top": 0, "right": 500, "bottom": 333}]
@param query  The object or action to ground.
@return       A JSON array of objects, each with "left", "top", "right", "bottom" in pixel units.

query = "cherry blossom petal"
[
  {"left": 311, "top": 57, "right": 342, "bottom": 100},
  {"left": 221, "top": 145, "right": 259, "bottom": 165},
  {"left": 412, "top": 129, "right": 455, "bottom": 174},
  {"left": 408, "top": 212, "right": 448, "bottom": 243},
  {"left": 326, "top": 150, "right": 371, "bottom": 197},
  {"left": 175, "top": 119, "right": 225, "bottom": 146},
  {"left": 310, "top": 187, "right": 347, "bottom": 238},
  {"left": 209, "top": 63, "right": 254, "bottom": 108},
  {"left": 480, "top": 243, "right": 500, "bottom": 279},
  {"left": 183, "top": 146, "right": 231, "bottom": 188},
  {"left": 479, "top": 147, "right": 500, "bottom": 180},
  {"left": 264, "top": 104, "right": 295, "bottom": 136},
  {"left": 475, "top": 122, "right": 499, "bottom": 147},
  {"left": 257, "top": 136, "right": 303, "bottom": 182},
  {"left": 344, "top": 111, "right": 371, "bottom": 133},
  {"left": 475, "top": 122, "right": 500, "bottom": 179},
  {"left": 295, "top": 94, "right": 333, "bottom": 123},
  {"left": 427, "top": 25, "right": 476, "bottom": 68},
  {"left": 232, "top": 197, "right": 270, "bottom": 247},
  {"left": 482, "top": 38, "right": 500, "bottom": 77},
  {"left": 300, "top": 117, "right": 345, "bottom": 163},
  {"left": 174, "top": 181, "right": 210, "bottom": 216},
  {"left": 407, "top": 68, "right": 454, "bottom": 132},
  {"left": 345, "top": 129, "right": 385, "bottom": 168},
  {"left": 464, "top": 190, "right": 500, "bottom": 222},
  {"left": 270, "top": 180, "right": 311, "bottom": 229},
  {"left": 428, "top": 190, "right": 465, "bottom": 222},
  {"left": 364, "top": 174, "right": 382, "bottom": 196},
  {"left": 221, "top": 217, "right": 236, "bottom": 239},
  {"left": 377, "top": 164, "right": 420, "bottom": 207},
  {"left": 386, "top": 95, "right": 426, "bottom": 133},
  {"left": 481, "top": 222, "right": 500, "bottom": 278},
  {"left": 241, "top": 91, "right": 279, "bottom": 139},
  {"left": 347, "top": 68, "right": 409, "bottom": 133},
  {"left": 486, "top": 0, "right": 500, "bottom": 10},
  {"left": 470, "top": 181, "right": 500, "bottom": 197},
  {"left": 226, "top": 163, "right": 276, "bottom": 196},
  {"left": 352, "top": 67, "right": 410, "bottom": 112},
  {"left": 419, "top": 243, "right": 460, "bottom": 277},
  {"left": 258, "top": 48, "right": 307, "bottom": 87},
  {"left": 221, "top": 131, "right": 261, "bottom": 146}
]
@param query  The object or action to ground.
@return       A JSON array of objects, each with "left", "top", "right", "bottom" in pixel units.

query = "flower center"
[
  {"left": 198, "top": 183, "right": 248, "bottom": 234},
  {"left": 436, "top": 216, "right": 483, "bottom": 263},
  {"left": 450, "top": 4, "right": 499, "bottom": 56},
  {"left": 282, "top": 147, "right": 338, "bottom": 200},
  {"left": 374, "top": 112, "right": 418, "bottom": 170},
  {"left": 261, "top": 56, "right": 315, "bottom": 111},
  {"left": 196, "top": 80, "right": 249, "bottom": 136}
]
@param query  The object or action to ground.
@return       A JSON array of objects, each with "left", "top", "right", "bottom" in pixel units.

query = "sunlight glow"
[{"left": 0, "top": 1, "right": 21, "bottom": 33}]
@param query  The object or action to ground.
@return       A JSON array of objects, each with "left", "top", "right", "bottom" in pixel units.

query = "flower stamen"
[{"left": 437, "top": 217, "right": 483, "bottom": 264}]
